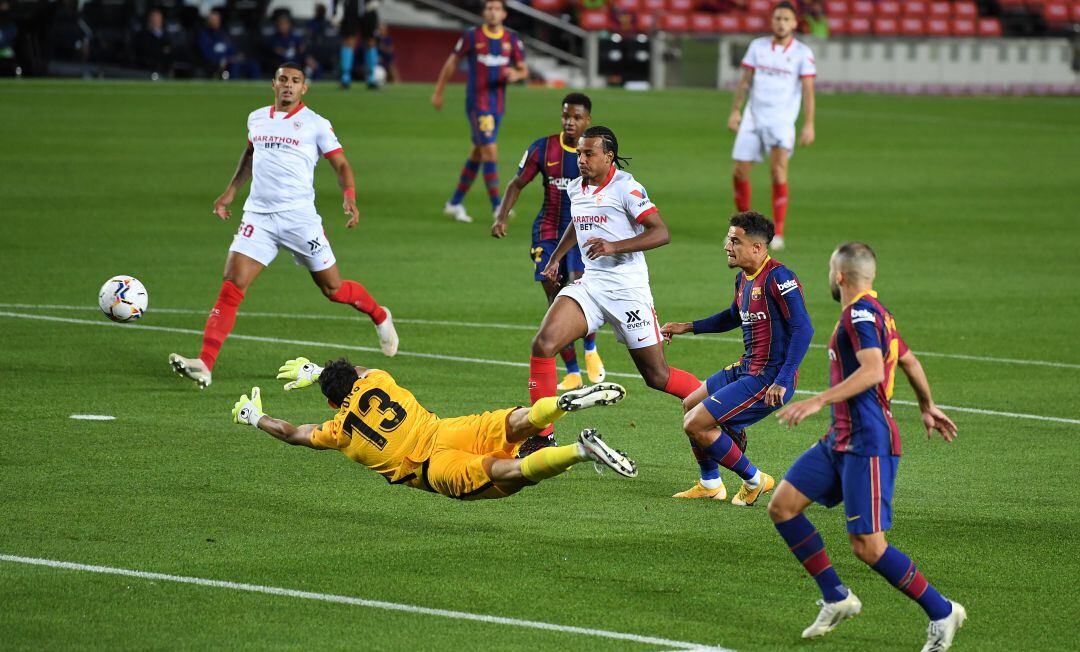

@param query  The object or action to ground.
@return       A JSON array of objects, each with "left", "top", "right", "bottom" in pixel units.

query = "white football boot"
[
  {"left": 558, "top": 383, "right": 625, "bottom": 412},
  {"left": 443, "top": 202, "right": 473, "bottom": 223},
  {"left": 802, "top": 591, "right": 862, "bottom": 638},
  {"left": 375, "top": 308, "right": 399, "bottom": 357},
  {"left": 169, "top": 353, "right": 212, "bottom": 389},
  {"left": 921, "top": 601, "right": 967, "bottom": 652},
  {"left": 577, "top": 428, "right": 637, "bottom": 478}
]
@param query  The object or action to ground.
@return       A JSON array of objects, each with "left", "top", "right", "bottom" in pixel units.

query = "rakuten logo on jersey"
[
  {"left": 477, "top": 54, "right": 511, "bottom": 67},
  {"left": 741, "top": 310, "right": 767, "bottom": 323},
  {"left": 850, "top": 308, "right": 876, "bottom": 324}
]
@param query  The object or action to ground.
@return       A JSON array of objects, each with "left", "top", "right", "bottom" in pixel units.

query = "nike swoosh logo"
[
  {"left": 709, "top": 396, "right": 722, "bottom": 405},
  {"left": 637, "top": 336, "right": 648, "bottom": 342},
  {"left": 847, "top": 515, "right": 860, "bottom": 522},
  {"left": 547, "top": 161, "right": 559, "bottom": 166}
]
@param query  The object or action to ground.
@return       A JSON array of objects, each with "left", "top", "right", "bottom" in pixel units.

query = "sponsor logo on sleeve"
[{"left": 850, "top": 308, "right": 876, "bottom": 324}]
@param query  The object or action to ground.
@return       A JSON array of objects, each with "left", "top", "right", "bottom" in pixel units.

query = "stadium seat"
[
  {"left": 1072, "top": 2, "right": 1080, "bottom": 21},
  {"left": 1042, "top": 2, "right": 1069, "bottom": 20},
  {"left": 900, "top": 16, "right": 925, "bottom": 34},
  {"left": 851, "top": 0, "right": 875, "bottom": 17},
  {"left": 748, "top": 0, "right": 773, "bottom": 15},
  {"left": 668, "top": 0, "right": 695, "bottom": 12},
  {"left": 824, "top": 0, "right": 849, "bottom": 16},
  {"left": 643, "top": 0, "right": 666, "bottom": 12},
  {"left": 878, "top": 0, "right": 902, "bottom": 17},
  {"left": 660, "top": 13, "right": 691, "bottom": 30},
  {"left": 743, "top": 14, "right": 768, "bottom": 31},
  {"left": 827, "top": 15, "right": 849, "bottom": 33},
  {"left": 928, "top": 1, "right": 951, "bottom": 16},
  {"left": 531, "top": 0, "right": 565, "bottom": 13},
  {"left": 951, "top": 17, "right": 976, "bottom": 35},
  {"left": 953, "top": 1, "right": 978, "bottom": 17},
  {"left": 977, "top": 16, "right": 1003, "bottom": 34},
  {"left": 926, "top": 16, "right": 951, "bottom": 34},
  {"left": 716, "top": 13, "right": 744, "bottom": 32},
  {"left": 847, "top": 15, "right": 872, "bottom": 33},
  {"left": 613, "top": 0, "right": 642, "bottom": 8},
  {"left": 873, "top": 16, "right": 900, "bottom": 33},
  {"left": 902, "top": 0, "right": 928, "bottom": 16},
  {"left": 691, "top": 12, "right": 718, "bottom": 31},
  {"left": 579, "top": 9, "right": 611, "bottom": 30}
]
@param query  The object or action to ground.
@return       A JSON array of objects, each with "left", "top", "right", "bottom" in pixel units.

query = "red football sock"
[
  {"left": 329, "top": 279, "right": 387, "bottom": 325},
  {"left": 663, "top": 367, "right": 701, "bottom": 399},
  {"left": 199, "top": 280, "right": 245, "bottom": 370},
  {"left": 733, "top": 177, "right": 751, "bottom": 211},
  {"left": 529, "top": 355, "right": 558, "bottom": 437},
  {"left": 772, "top": 181, "right": 789, "bottom": 236}
]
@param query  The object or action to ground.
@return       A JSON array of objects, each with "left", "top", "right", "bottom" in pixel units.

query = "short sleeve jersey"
[
  {"left": 244, "top": 103, "right": 343, "bottom": 214},
  {"left": 518, "top": 134, "right": 577, "bottom": 242},
  {"left": 740, "top": 37, "right": 816, "bottom": 126},
  {"left": 453, "top": 25, "right": 525, "bottom": 115},
  {"left": 311, "top": 370, "right": 441, "bottom": 483},
  {"left": 824, "top": 291, "right": 908, "bottom": 457},
  {"left": 565, "top": 167, "right": 658, "bottom": 291}
]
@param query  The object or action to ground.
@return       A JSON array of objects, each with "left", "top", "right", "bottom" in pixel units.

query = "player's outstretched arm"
[
  {"left": 583, "top": 211, "right": 670, "bottom": 260},
  {"left": 897, "top": 350, "right": 958, "bottom": 442},
  {"left": 728, "top": 67, "right": 753, "bottom": 132},
  {"left": 777, "top": 348, "right": 884, "bottom": 427},
  {"left": 493, "top": 176, "right": 528, "bottom": 238},
  {"left": 431, "top": 54, "right": 459, "bottom": 111},
  {"left": 799, "top": 76, "right": 816, "bottom": 146},
  {"left": 325, "top": 152, "right": 359, "bottom": 228},
  {"left": 213, "top": 143, "right": 255, "bottom": 220},
  {"left": 232, "top": 386, "right": 320, "bottom": 447}
]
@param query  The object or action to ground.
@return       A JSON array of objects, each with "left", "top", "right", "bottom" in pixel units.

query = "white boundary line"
[
  {"left": 0, "top": 554, "right": 731, "bottom": 651},
  {"left": 2, "top": 303, "right": 1076, "bottom": 371},
  {"left": 2, "top": 310, "right": 1078, "bottom": 426}
]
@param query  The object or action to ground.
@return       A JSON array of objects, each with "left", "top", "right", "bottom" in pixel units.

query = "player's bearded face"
[
  {"left": 577, "top": 137, "right": 611, "bottom": 183},
  {"left": 273, "top": 69, "right": 307, "bottom": 104},
  {"left": 483, "top": 2, "right": 506, "bottom": 26},
  {"left": 724, "top": 227, "right": 742, "bottom": 269},
  {"left": 828, "top": 261, "right": 842, "bottom": 302},
  {"left": 772, "top": 9, "right": 796, "bottom": 38}
]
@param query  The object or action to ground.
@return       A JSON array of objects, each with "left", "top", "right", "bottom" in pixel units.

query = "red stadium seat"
[
  {"left": 826, "top": 15, "right": 849, "bottom": 33},
  {"left": 847, "top": 15, "right": 872, "bottom": 33},
  {"left": 850, "top": 0, "right": 875, "bottom": 16},
  {"left": 926, "top": 16, "right": 950, "bottom": 34},
  {"left": 749, "top": 0, "right": 773, "bottom": 15},
  {"left": 660, "top": 13, "right": 691, "bottom": 30},
  {"left": 1042, "top": 3, "right": 1069, "bottom": 20},
  {"left": 716, "top": 13, "right": 744, "bottom": 32},
  {"left": 668, "top": 0, "right": 695, "bottom": 13},
  {"left": 951, "top": 17, "right": 976, "bottom": 35},
  {"left": 636, "top": 13, "right": 657, "bottom": 30},
  {"left": 579, "top": 9, "right": 611, "bottom": 30},
  {"left": 1072, "top": 2, "right": 1080, "bottom": 21},
  {"left": 900, "top": 16, "right": 925, "bottom": 34},
  {"left": 953, "top": 2, "right": 978, "bottom": 17},
  {"left": 743, "top": 14, "right": 768, "bottom": 31},
  {"left": 824, "top": 0, "right": 849, "bottom": 16},
  {"left": 614, "top": 0, "right": 642, "bottom": 10},
  {"left": 997, "top": 0, "right": 1026, "bottom": 9},
  {"left": 873, "top": 16, "right": 899, "bottom": 33},
  {"left": 928, "top": 2, "right": 951, "bottom": 16},
  {"left": 531, "top": 0, "right": 565, "bottom": 13},
  {"left": 643, "top": 0, "right": 666, "bottom": 12},
  {"left": 902, "top": 0, "right": 928, "bottom": 16},
  {"left": 977, "top": 16, "right": 1003, "bottom": 34},
  {"left": 878, "top": 1, "right": 902, "bottom": 17},
  {"left": 691, "top": 12, "right": 718, "bottom": 31}
]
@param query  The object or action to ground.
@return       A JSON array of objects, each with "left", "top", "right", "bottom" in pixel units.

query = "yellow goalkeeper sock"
[
  {"left": 527, "top": 396, "right": 565, "bottom": 429},
  {"left": 519, "top": 444, "right": 587, "bottom": 482}
]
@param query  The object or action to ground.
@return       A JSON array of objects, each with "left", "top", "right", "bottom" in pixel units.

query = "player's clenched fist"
[
  {"left": 727, "top": 110, "right": 742, "bottom": 133},
  {"left": 276, "top": 357, "right": 323, "bottom": 391},
  {"left": 584, "top": 237, "right": 618, "bottom": 259},
  {"left": 659, "top": 321, "right": 693, "bottom": 343},
  {"left": 232, "top": 387, "right": 264, "bottom": 426}
]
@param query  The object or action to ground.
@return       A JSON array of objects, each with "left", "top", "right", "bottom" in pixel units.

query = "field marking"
[
  {"left": 2, "top": 303, "right": 1077, "bottom": 371},
  {"left": 2, "top": 310, "right": 1079, "bottom": 427},
  {"left": 0, "top": 554, "right": 731, "bottom": 651},
  {"left": 69, "top": 414, "right": 115, "bottom": 421}
]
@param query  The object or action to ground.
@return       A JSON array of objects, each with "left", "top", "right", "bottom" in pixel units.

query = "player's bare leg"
[
  {"left": 523, "top": 297, "right": 590, "bottom": 455},
  {"left": 313, "top": 264, "right": 398, "bottom": 356},
  {"left": 768, "top": 147, "right": 790, "bottom": 249},
  {"left": 563, "top": 270, "right": 605, "bottom": 384},
  {"left": 733, "top": 159, "right": 753, "bottom": 212},
  {"left": 445, "top": 145, "right": 481, "bottom": 223},
  {"left": 170, "top": 251, "right": 264, "bottom": 389}
]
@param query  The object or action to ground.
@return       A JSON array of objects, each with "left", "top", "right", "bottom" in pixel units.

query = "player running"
[
  {"left": 523, "top": 125, "right": 702, "bottom": 454},
  {"left": 169, "top": 62, "right": 398, "bottom": 389},
  {"left": 431, "top": 0, "right": 527, "bottom": 224},
  {"left": 661, "top": 211, "right": 813, "bottom": 505},
  {"left": 728, "top": 0, "right": 816, "bottom": 250},
  {"left": 231, "top": 357, "right": 635, "bottom": 499},
  {"left": 771, "top": 242, "right": 965, "bottom": 651},
  {"left": 492, "top": 93, "right": 605, "bottom": 391}
]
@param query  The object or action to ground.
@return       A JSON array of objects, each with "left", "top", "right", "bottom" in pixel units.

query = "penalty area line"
[
  {"left": 0, "top": 554, "right": 731, "bottom": 651},
  {"left": 1, "top": 310, "right": 1078, "bottom": 426}
]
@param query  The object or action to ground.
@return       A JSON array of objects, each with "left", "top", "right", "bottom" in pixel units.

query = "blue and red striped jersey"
[
  {"left": 518, "top": 134, "right": 577, "bottom": 242},
  {"left": 824, "top": 290, "right": 908, "bottom": 457},
  {"left": 452, "top": 25, "right": 525, "bottom": 115}
]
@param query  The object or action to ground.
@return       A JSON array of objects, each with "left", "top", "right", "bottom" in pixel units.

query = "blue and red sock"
[
  {"left": 482, "top": 160, "right": 500, "bottom": 210},
  {"left": 560, "top": 343, "right": 580, "bottom": 376},
  {"left": 703, "top": 431, "right": 757, "bottom": 481},
  {"left": 690, "top": 442, "right": 721, "bottom": 481},
  {"left": 775, "top": 514, "right": 849, "bottom": 603},
  {"left": 450, "top": 159, "right": 480, "bottom": 205},
  {"left": 871, "top": 545, "right": 952, "bottom": 620},
  {"left": 583, "top": 333, "right": 597, "bottom": 353}
]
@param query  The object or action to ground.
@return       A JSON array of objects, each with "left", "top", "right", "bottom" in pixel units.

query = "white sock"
[
  {"left": 574, "top": 442, "right": 589, "bottom": 460},
  {"left": 700, "top": 476, "right": 723, "bottom": 490},
  {"left": 745, "top": 470, "right": 762, "bottom": 489}
]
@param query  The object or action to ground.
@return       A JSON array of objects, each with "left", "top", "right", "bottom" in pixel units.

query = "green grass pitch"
[{"left": 1, "top": 80, "right": 1078, "bottom": 651}]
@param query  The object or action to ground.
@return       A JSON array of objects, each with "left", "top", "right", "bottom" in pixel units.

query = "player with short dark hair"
[
  {"left": 492, "top": 93, "right": 605, "bottom": 391},
  {"left": 729, "top": 0, "right": 816, "bottom": 250},
  {"left": 522, "top": 126, "right": 702, "bottom": 455},
  {"left": 771, "top": 242, "right": 966, "bottom": 650},
  {"left": 228, "top": 356, "right": 637, "bottom": 500},
  {"left": 169, "top": 63, "right": 397, "bottom": 389},
  {"left": 432, "top": 0, "right": 528, "bottom": 224},
  {"left": 661, "top": 211, "right": 813, "bottom": 505}
]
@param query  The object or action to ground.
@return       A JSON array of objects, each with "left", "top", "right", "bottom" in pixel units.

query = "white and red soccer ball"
[{"left": 98, "top": 275, "right": 148, "bottom": 323}]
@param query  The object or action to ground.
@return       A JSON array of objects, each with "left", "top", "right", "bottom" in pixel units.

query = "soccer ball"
[
  {"left": 372, "top": 65, "right": 387, "bottom": 87},
  {"left": 98, "top": 275, "right": 148, "bottom": 323}
]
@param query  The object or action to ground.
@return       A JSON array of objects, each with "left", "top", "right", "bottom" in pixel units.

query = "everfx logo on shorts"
[{"left": 624, "top": 310, "right": 652, "bottom": 331}]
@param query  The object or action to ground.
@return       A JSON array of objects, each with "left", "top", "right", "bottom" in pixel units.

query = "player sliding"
[
  {"left": 231, "top": 357, "right": 635, "bottom": 499},
  {"left": 431, "top": 0, "right": 527, "bottom": 224},
  {"left": 661, "top": 212, "right": 812, "bottom": 505},
  {"left": 771, "top": 242, "right": 965, "bottom": 651},
  {"left": 523, "top": 126, "right": 702, "bottom": 455},
  {"left": 729, "top": 1, "right": 816, "bottom": 250},
  {"left": 169, "top": 62, "right": 397, "bottom": 389},
  {"left": 492, "top": 93, "right": 606, "bottom": 391}
]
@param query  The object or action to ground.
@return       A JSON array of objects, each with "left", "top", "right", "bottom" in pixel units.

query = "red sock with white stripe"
[
  {"left": 871, "top": 545, "right": 953, "bottom": 620},
  {"left": 529, "top": 356, "right": 558, "bottom": 437},
  {"left": 733, "top": 176, "right": 751, "bottom": 211},
  {"left": 199, "top": 280, "right": 245, "bottom": 370},
  {"left": 663, "top": 367, "right": 700, "bottom": 399},
  {"left": 329, "top": 280, "right": 387, "bottom": 325},
  {"left": 772, "top": 181, "right": 789, "bottom": 236}
]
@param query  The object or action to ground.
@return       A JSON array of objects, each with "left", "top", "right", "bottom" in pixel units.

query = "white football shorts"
[
  {"left": 229, "top": 209, "right": 337, "bottom": 272},
  {"left": 731, "top": 112, "right": 796, "bottom": 162},
  {"left": 558, "top": 279, "right": 661, "bottom": 350}
]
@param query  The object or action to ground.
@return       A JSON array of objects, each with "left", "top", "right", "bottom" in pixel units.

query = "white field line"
[
  {"left": 0, "top": 554, "right": 731, "bottom": 651},
  {"left": 1, "top": 303, "right": 1076, "bottom": 371},
  {"left": 2, "top": 310, "right": 1078, "bottom": 427}
]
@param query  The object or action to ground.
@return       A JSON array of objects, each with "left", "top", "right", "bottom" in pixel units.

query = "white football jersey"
[
  {"left": 740, "top": 37, "right": 816, "bottom": 126},
  {"left": 244, "top": 103, "right": 343, "bottom": 214},
  {"left": 566, "top": 168, "right": 658, "bottom": 291}
]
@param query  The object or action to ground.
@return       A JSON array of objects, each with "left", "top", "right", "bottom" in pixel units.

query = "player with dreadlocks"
[{"left": 518, "top": 125, "right": 702, "bottom": 456}]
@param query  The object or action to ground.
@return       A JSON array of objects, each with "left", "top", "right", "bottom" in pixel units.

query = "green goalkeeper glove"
[
  {"left": 232, "top": 387, "right": 264, "bottom": 426},
  {"left": 276, "top": 357, "right": 323, "bottom": 391}
]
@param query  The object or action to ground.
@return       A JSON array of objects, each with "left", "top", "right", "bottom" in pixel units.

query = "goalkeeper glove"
[
  {"left": 276, "top": 357, "right": 323, "bottom": 391},
  {"left": 232, "top": 387, "right": 264, "bottom": 426}
]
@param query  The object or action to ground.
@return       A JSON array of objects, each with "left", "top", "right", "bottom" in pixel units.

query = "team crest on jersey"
[
  {"left": 751, "top": 286, "right": 763, "bottom": 300},
  {"left": 594, "top": 194, "right": 605, "bottom": 205},
  {"left": 293, "top": 120, "right": 302, "bottom": 131}
]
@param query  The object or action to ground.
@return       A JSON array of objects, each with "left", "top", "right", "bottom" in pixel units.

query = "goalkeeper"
[{"left": 232, "top": 357, "right": 636, "bottom": 499}]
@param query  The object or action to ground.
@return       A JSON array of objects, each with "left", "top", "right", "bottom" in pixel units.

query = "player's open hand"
[
  {"left": 344, "top": 198, "right": 360, "bottom": 228},
  {"left": 276, "top": 357, "right": 323, "bottom": 391},
  {"left": 776, "top": 396, "right": 824, "bottom": 428},
  {"left": 659, "top": 321, "right": 692, "bottom": 343},
  {"left": 212, "top": 192, "right": 234, "bottom": 220},
  {"left": 232, "top": 387, "right": 264, "bottom": 426},
  {"left": 922, "top": 404, "right": 958, "bottom": 442},
  {"left": 431, "top": 92, "right": 443, "bottom": 111},
  {"left": 764, "top": 383, "right": 788, "bottom": 407},
  {"left": 727, "top": 110, "right": 742, "bottom": 133},
  {"left": 491, "top": 217, "right": 509, "bottom": 238},
  {"left": 799, "top": 123, "right": 816, "bottom": 147},
  {"left": 584, "top": 237, "right": 618, "bottom": 260}
]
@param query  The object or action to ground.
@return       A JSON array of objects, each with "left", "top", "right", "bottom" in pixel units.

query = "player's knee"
[
  {"left": 769, "top": 165, "right": 788, "bottom": 183},
  {"left": 531, "top": 333, "right": 561, "bottom": 358},
  {"left": 849, "top": 535, "right": 886, "bottom": 564},
  {"left": 732, "top": 165, "right": 750, "bottom": 182},
  {"left": 767, "top": 494, "right": 792, "bottom": 523},
  {"left": 642, "top": 368, "right": 668, "bottom": 391}
]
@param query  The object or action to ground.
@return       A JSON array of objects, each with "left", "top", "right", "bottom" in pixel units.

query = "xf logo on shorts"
[
  {"left": 625, "top": 310, "right": 642, "bottom": 323},
  {"left": 624, "top": 310, "right": 653, "bottom": 332},
  {"left": 307, "top": 237, "right": 325, "bottom": 254}
]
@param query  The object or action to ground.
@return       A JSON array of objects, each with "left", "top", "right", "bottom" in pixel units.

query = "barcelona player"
[
  {"left": 431, "top": 0, "right": 527, "bottom": 224},
  {"left": 493, "top": 93, "right": 605, "bottom": 391},
  {"left": 772, "top": 242, "right": 965, "bottom": 651},
  {"left": 230, "top": 357, "right": 636, "bottom": 499},
  {"left": 661, "top": 211, "right": 813, "bottom": 505}
]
